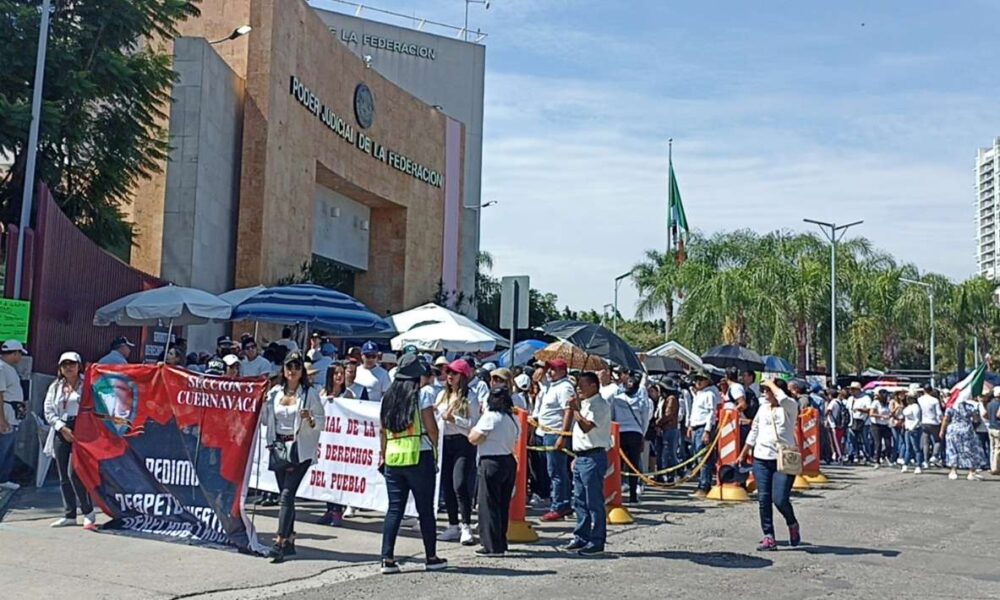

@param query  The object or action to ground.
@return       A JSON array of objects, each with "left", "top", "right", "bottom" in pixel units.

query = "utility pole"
[
  {"left": 804, "top": 218, "right": 864, "bottom": 387},
  {"left": 613, "top": 269, "right": 634, "bottom": 334}
]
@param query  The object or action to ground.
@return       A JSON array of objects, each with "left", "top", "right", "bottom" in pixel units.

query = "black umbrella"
[
  {"left": 642, "top": 355, "right": 686, "bottom": 375},
  {"left": 701, "top": 344, "right": 765, "bottom": 372},
  {"left": 539, "top": 320, "right": 643, "bottom": 372}
]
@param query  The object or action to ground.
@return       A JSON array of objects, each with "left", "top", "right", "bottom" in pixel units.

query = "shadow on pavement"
[
  {"left": 786, "top": 543, "right": 900, "bottom": 557},
  {"left": 615, "top": 550, "right": 772, "bottom": 569},
  {"left": 436, "top": 565, "right": 559, "bottom": 577}
]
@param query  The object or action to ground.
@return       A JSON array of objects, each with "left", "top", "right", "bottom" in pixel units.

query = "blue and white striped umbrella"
[{"left": 222, "top": 283, "right": 395, "bottom": 337}]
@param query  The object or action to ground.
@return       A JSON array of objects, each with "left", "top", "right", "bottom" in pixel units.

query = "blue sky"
[{"left": 315, "top": 1, "right": 1000, "bottom": 318}]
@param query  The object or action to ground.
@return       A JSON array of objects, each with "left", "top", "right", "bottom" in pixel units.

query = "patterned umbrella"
[{"left": 534, "top": 341, "right": 609, "bottom": 372}]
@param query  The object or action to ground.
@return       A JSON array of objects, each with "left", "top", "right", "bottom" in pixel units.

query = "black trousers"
[
  {"left": 619, "top": 431, "right": 644, "bottom": 502},
  {"left": 872, "top": 424, "right": 893, "bottom": 463},
  {"left": 441, "top": 434, "right": 476, "bottom": 525},
  {"left": 477, "top": 455, "right": 516, "bottom": 553},
  {"left": 528, "top": 433, "right": 551, "bottom": 499},
  {"left": 275, "top": 460, "right": 311, "bottom": 538},
  {"left": 53, "top": 424, "right": 92, "bottom": 519}
]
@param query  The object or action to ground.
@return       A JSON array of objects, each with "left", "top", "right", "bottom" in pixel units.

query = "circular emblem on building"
[{"left": 354, "top": 83, "right": 374, "bottom": 129}]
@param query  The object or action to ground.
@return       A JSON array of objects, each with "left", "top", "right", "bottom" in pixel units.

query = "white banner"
[{"left": 249, "top": 398, "right": 440, "bottom": 515}]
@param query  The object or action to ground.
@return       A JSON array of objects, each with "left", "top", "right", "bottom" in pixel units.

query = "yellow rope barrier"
[
  {"left": 527, "top": 445, "right": 577, "bottom": 458},
  {"left": 618, "top": 425, "right": 723, "bottom": 489}
]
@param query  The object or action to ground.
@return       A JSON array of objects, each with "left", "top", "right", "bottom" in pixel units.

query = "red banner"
[{"left": 72, "top": 364, "right": 269, "bottom": 552}]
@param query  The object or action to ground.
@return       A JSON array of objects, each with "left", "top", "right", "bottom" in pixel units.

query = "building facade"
[
  {"left": 125, "top": 0, "right": 473, "bottom": 350},
  {"left": 976, "top": 138, "right": 1000, "bottom": 280}
]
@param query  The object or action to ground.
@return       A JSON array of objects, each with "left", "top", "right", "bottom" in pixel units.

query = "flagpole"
[{"left": 666, "top": 138, "right": 673, "bottom": 341}]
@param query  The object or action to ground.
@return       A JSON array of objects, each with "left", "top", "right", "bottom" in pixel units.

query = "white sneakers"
[
  {"left": 968, "top": 472, "right": 984, "bottom": 481},
  {"left": 948, "top": 470, "right": 959, "bottom": 480},
  {"left": 914, "top": 466, "right": 922, "bottom": 474},
  {"left": 900, "top": 465, "right": 908, "bottom": 473},
  {"left": 0, "top": 481, "right": 19, "bottom": 491},
  {"left": 343, "top": 506, "right": 356, "bottom": 518},
  {"left": 921, "top": 462, "right": 929, "bottom": 470},
  {"left": 459, "top": 524, "right": 475, "bottom": 546},
  {"left": 50, "top": 517, "right": 77, "bottom": 528},
  {"left": 438, "top": 524, "right": 461, "bottom": 542},
  {"left": 82, "top": 512, "right": 97, "bottom": 531}
]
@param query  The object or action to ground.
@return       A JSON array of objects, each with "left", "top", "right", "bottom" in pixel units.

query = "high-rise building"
[{"left": 976, "top": 138, "right": 1000, "bottom": 280}]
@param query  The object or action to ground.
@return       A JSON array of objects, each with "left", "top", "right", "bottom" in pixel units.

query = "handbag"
[
  {"left": 770, "top": 403, "right": 802, "bottom": 476},
  {"left": 268, "top": 440, "right": 296, "bottom": 472}
]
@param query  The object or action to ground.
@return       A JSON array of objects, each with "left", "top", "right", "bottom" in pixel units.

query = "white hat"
[
  {"left": 514, "top": 374, "right": 530, "bottom": 391},
  {"left": 381, "top": 352, "right": 398, "bottom": 365},
  {"left": 58, "top": 351, "right": 82, "bottom": 365},
  {"left": 222, "top": 354, "right": 241, "bottom": 367},
  {"left": 482, "top": 362, "right": 497, "bottom": 372},
  {"left": 993, "top": 387, "right": 1000, "bottom": 398},
  {"left": 1, "top": 340, "right": 26, "bottom": 354},
  {"left": 434, "top": 356, "right": 449, "bottom": 366},
  {"left": 850, "top": 381, "right": 862, "bottom": 389}
]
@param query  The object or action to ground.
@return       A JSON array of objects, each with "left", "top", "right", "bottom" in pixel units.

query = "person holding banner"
[
  {"left": 468, "top": 385, "right": 520, "bottom": 557},
  {"left": 43, "top": 352, "right": 96, "bottom": 530},
  {"left": 261, "top": 352, "right": 323, "bottom": 563},
  {"left": 318, "top": 363, "right": 350, "bottom": 526},
  {"left": 737, "top": 379, "right": 801, "bottom": 552},
  {"left": 379, "top": 354, "right": 447, "bottom": 574}
]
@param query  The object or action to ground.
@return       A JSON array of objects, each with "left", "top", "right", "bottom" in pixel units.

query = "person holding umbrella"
[{"left": 536, "top": 359, "right": 576, "bottom": 521}]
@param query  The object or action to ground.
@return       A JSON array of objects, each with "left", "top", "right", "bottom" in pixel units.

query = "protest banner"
[
  {"left": 72, "top": 364, "right": 270, "bottom": 553},
  {"left": 250, "top": 397, "right": 440, "bottom": 515}
]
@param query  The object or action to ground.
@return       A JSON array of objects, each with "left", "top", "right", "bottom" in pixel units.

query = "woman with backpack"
[{"left": 379, "top": 354, "right": 447, "bottom": 574}]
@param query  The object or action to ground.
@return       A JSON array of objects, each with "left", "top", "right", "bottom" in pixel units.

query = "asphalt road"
[
  {"left": 277, "top": 465, "right": 1000, "bottom": 600},
  {"left": 4, "top": 464, "right": 998, "bottom": 599}
]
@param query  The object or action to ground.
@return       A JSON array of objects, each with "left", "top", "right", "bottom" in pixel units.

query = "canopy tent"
[
  {"left": 646, "top": 340, "right": 706, "bottom": 372},
  {"left": 223, "top": 283, "right": 394, "bottom": 337},
  {"left": 388, "top": 303, "right": 508, "bottom": 351},
  {"left": 391, "top": 321, "right": 500, "bottom": 353},
  {"left": 94, "top": 285, "right": 231, "bottom": 327}
]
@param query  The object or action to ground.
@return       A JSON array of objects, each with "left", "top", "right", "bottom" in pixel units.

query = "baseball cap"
[
  {"left": 514, "top": 374, "right": 531, "bottom": 391},
  {"left": 222, "top": 354, "right": 240, "bottom": 367},
  {"left": 283, "top": 351, "right": 305, "bottom": 366},
  {"left": 444, "top": 359, "right": 473, "bottom": 379},
  {"left": 216, "top": 335, "right": 233, "bottom": 346},
  {"left": 482, "top": 362, "right": 497, "bottom": 372},
  {"left": 381, "top": 352, "right": 399, "bottom": 365},
  {"left": 361, "top": 341, "right": 379, "bottom": 355},
  {"left": 311, "top": 331, "right": 322, "bottom": 339},
  {"left": 402, "top": 344, "right": 418, "bottom": 355},
  {"left": 206, "top": 358, "right": 225, "bottom": 375},
  {"left": 1, "top": 340, "right": 27, "bottom": 354},
  {"left": 546, "top": 358, "right": 568, "bottom": 371},
  {"left": 320, "top": 342, "right": 337, "bottom": 356},
  {"left": 58, "top": 351, "right": 82, "bottom": 365},
  {"left": 395, "top": 353, "right": 431, "bottom": 381},
  {"left": 850, "top": 381, "right": 862, "bottom": 389},
  {"left": 111, "top": 336, "right": 135, "bottom": 349},
  {"left": 433, "top": 356, "right": 449, "bottom": 366}
]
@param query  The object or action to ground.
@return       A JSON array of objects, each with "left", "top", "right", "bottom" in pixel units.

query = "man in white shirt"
[
  {"left": 535, "top": 359, "right": 575, "bottom": 521},
  {"left": 354, "top": 341, "right": 391, "bottom": 402},
  {"left": 916, "top": 386, "right": 944, "bottom": 465},
  {"left": 598, "top": 369, "right": 620, "bottom": 401},
  {"left": 306, "top": 331, "right": 324, "bottom": 362},
  {"left": 560, "top": 371, "right": 611, "bottom": 556},
  {"left": 847, "top": 382, "right": 873, "bottom": 463},
  {"left": 611, "top": 373, "right": 651, "bottom": 504},
  {"left": 309, "top": 343, "right": 337, "bottom": 388},
  {"left": 98, "top": 336, "right": 134, "bottom": 365},
  {"left": 240, "top": 339, "right": 273, "bottom": 378},
  {"left": 688, "top": 373, "right": 721, "bottom": 496},
  {"left": 0, "top": 340, "right": 27, "bottom": 490},
  {"left": 276, "top": 327, "right": 299, "bottom": 353}
]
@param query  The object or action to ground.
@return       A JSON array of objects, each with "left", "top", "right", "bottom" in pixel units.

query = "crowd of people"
[{"left": 4, "top": 327, "right": 1000, "bottom": 571}]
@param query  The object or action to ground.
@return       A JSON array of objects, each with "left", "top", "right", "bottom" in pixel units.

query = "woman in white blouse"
[
  {"left": 260, "top": 352, "right": 323, "bottom": 563},
  {"left": 468, "top": 385, "right": 520, "bottom": 557},
  {"left": 43, "top": 352, "right": 96, "bottom": 530},
  {"left": 737, "top": 379, "right": 801, "bottom": 552}
]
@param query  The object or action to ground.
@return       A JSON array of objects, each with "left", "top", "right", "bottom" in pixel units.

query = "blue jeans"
[
  {"left": 691, "top": 425, "right": 715, "bottom": 491},
  {"left": 751, "top": 458, "right": 798, "bottom": 537},
  {"left": 572, "top": 449, "right": 607, "bottom": 550},
  {"left": 543, "top": 433, "right": 571, "bottom": 513},
  {"left": 381, "top": 451, "right": 438, "bottom": 560},
  {"left": 0, "top": 428, "right": 18, "bottom": 483},
  {"left": 656, "top": 427, "right": 680, "bottom": 475},
  {"left": 892, "top": 428, "right": 906, "bottom": 462},
  {"left": 906, "top": 429, "right": 924, "bottom": 465}
]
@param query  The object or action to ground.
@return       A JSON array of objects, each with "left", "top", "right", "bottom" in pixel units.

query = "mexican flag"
[
  {"left": 667, "top": 158, "right": 689, "bottom": 265},
  {"left": 946, "top": 362, "right": 987, "bottom": 410}
]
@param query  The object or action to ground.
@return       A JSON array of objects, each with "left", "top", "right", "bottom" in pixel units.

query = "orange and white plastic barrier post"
[
  {"left": 792, "top": 412, "right": 812, "bottom": 491},
  {"left": 799, "top": 406, "right": 828, "bottom": 485},
  {"left": 507, "top": 409, "right": 539, "bottom": 542},
  {"left": 707, "top": 408, "right": 750, "bottom": 502},
  {"left": 604, "top": 422, "right": 634, "bottom": 524}
]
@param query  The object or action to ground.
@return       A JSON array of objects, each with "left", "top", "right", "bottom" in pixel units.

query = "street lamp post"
[
  {"left": 13, "top": 0, "right": 52, "bottom": 300},
  {"left": 463, "top": 0, "right": 489, "bottom": 41},
  {"left": 900, "top": 277, "right": 936, "bottom": 388},
  {"left": 804, "top": 218, "right": 863, "bottom": 387},
  {"left": 612, "top": 269, "right": 634, "bottom": 334}
]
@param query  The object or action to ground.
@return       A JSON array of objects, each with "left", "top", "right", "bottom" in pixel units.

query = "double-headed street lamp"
[
  {"left": 900, "top": 277, "right": 936, "bottom": 388},
  {"left": 804, "top": 218, "right": 864, "bottom": 387}
]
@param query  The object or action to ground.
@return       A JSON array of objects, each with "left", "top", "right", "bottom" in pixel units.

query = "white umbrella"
[
  {"left": 94, "top": 285, "right": 232, "bottom": 326},
  {"left": 389, "top": 303, "right": 508, "bottom": 349},
  {"left": 391, "top": 321, "right": 500, "bottom": 353}
]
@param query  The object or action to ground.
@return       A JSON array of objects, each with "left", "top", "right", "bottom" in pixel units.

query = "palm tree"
[{"left": 632, "top": 249, "right": 683, "bottom": 339}]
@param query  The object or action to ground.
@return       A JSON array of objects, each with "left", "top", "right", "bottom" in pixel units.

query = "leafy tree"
[{"left": 0, "top": 0, "right": 200, "bottom": 250}]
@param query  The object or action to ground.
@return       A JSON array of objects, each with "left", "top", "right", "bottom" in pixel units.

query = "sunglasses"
[{"left": 285, "top": 362, "right": 303, "bottom": 371}]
